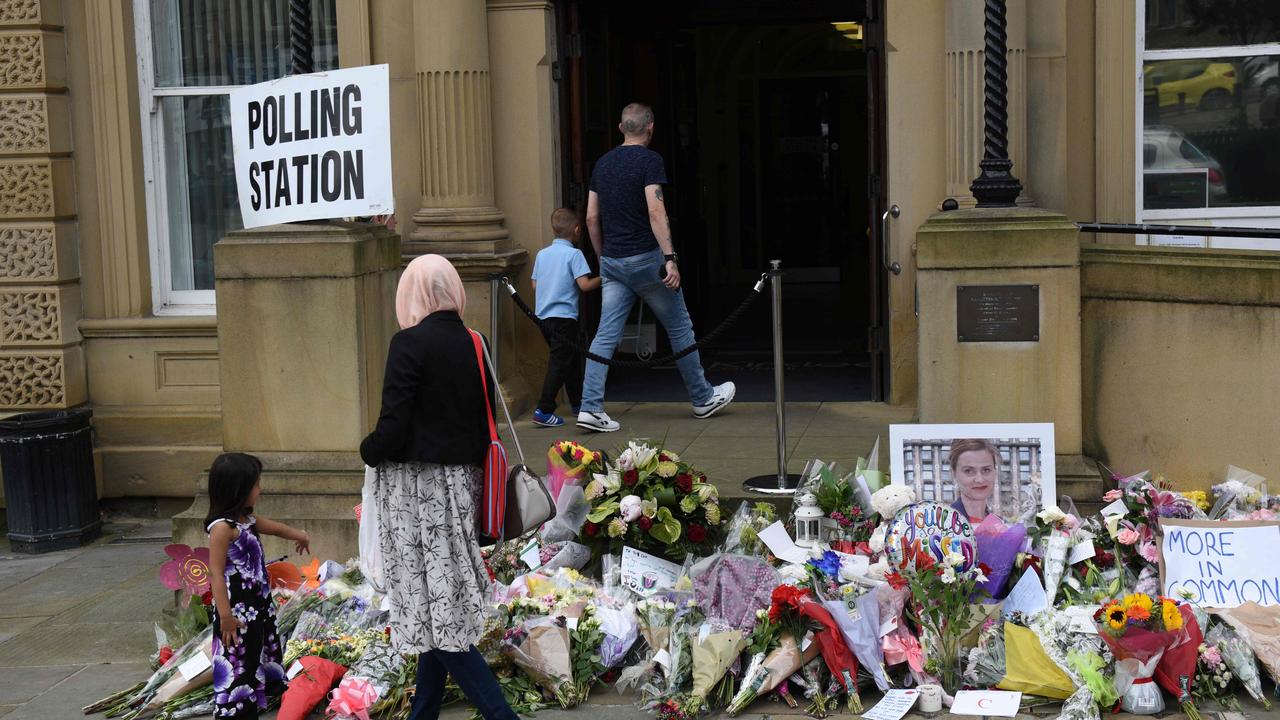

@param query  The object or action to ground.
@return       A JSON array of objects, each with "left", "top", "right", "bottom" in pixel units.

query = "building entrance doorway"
[{"left": 559, "top": 1, "right": 889, "bottom": 401}]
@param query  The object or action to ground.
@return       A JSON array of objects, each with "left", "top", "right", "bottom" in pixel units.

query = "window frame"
[{"left": 1136, "top": 2, "right": 1280, "bottom": 238}]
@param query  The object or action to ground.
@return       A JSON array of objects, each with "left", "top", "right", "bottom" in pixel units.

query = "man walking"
[{"left": 576, "top": 102, "right": 735, "bottom": 433}]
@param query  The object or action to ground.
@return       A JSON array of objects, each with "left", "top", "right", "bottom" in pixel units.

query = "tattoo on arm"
[{"left": 654, "top": 187, "right": 664, "bottom": 202}]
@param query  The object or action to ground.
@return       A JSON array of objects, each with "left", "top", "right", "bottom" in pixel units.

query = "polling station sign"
[
  {"left": 230, "top": 64, "right": 392, "bottom": 228},
  {"left": 1159, "top": 518, "right": 1280, "bottom": 608}
]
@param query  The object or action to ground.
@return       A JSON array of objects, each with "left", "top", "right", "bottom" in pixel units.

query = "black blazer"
[{"left": 359, "top": 311, "right": 496, "bottom": 468}]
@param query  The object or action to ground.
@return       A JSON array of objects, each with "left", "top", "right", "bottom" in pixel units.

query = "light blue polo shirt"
[{"left": 531, "top": 239, "right": 591, "bottom": 320}]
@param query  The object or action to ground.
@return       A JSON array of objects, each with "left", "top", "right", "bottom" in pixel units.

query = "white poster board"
[
  {"left": 230, "top": 64, "right": 393, "bottom": 227},
  {"left": 1159, "top": 519, "right": 1280, "bottom": 608}
]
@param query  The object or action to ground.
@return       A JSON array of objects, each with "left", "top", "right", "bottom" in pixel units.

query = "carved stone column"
[
  {"left": 946, "top": 0, "right": 1029, "bottom": 207},
  {"left": 0, "top": 0, "right": 85, "bottom": 417}
]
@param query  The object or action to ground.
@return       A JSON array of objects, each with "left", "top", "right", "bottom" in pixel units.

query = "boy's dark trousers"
[{"left": 537, "top": 317, "right": 584, "bottom": 414}]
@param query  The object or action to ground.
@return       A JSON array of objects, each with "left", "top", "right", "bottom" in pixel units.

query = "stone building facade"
[{"left": 1, "top": 0, "right": 1278, "bottom": 521}]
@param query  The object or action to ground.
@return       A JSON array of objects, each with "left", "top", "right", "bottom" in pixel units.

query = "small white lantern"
[{"left": 794, "top": 492, "right": 825, "bottom": 548}]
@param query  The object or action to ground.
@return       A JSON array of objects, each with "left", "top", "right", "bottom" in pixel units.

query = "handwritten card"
[
  {"left": 1002, "top": 570, "right": 1047, "bottom": 618},
  {"left": 861, "top": 688, "right": 919, "bottom": 720},
  {"left": 178, "top": 651, "right": 212, "bottom": 682},
  {"left": 620, "top": 546, "right": 683, "bottom": 597},
  {"left": 951, "top": 690, "right": 1022, "bottom": 717},
  {"left": 759, "top": 520, "right": 810, "bottom": 564},
  {"left": 1069, "top": 538, "right": 1096, "bottom": 565}
]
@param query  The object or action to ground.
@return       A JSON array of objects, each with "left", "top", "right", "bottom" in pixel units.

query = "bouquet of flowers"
[
  {"left": 722, "top": 501, "right": 778, "bottom": 557},
  {"left": 795, "top": 459, "right": 878, "bottom": 544},
  {"left": 1028, "top": 504, "right": 1080, "bottom": 606},
  {"left": 580, "top": 441, "right": 726, "bottom": 561},
  {"left": 1155, "top": 603, "right": 1205, "bottom": 720},
  {"left": 1204, "top": 622, "right": 1271, "bottom": 709},
  {"left": 965, "top": 616, "right": 1007, "bottom": 687},
  {"left": 548, "top": 441, "right": 604, "bottom": 502},
  {"left": 796, "top": 596, "right": 862, "bottom": 712},
  {"left": 823, "top": 584, "right": 890, "bottom": 691},
  {"left": 1103, "top": 474, "right": 1202, "bottom": 592},
  {"left": 971, "top": 514, "right": 1027, "bottom": 601},
  {"left": 1028, "top": 609, "right": 1116, "bottom": 720},
  {"left": 1094, "top": 593, "right": 1186, "bottom": 714},
  {"left": 661, "top": 619, "right": 748, "bottom": 718},
  {"left": 503, "top": 616, "right": 582, "bottom": 708},
  {"left": 888, "top": 554, "right": 990, "bottom": 694},
  {"left": 664, "top": 600, "right": 707, "bottom": 695},
  {"left": 726, "top": 593, "right": 818, "bottom": 715},
  {"left": 793, "top": 656, "right": 833, "bottom": 718}
]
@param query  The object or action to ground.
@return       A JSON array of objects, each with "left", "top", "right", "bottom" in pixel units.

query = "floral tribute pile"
[{"left": 85, "top": 449, "right": 1280, "bottom": 720}]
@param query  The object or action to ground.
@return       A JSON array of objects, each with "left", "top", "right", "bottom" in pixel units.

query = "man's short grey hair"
[{"left": 620, "top": 103, "right": 654, "bottom": 136}]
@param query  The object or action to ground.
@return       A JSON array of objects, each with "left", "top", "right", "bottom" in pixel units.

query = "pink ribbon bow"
[
  {"left": 882, "top": 629, "right": 925, "bottom": 674},
  {"left": 328, "top": 677, "right": 379, "bottom": 720}
]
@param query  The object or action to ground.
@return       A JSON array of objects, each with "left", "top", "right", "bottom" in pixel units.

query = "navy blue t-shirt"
[{"left": 588, "top": 145, "right": 668, "bottom": 258}]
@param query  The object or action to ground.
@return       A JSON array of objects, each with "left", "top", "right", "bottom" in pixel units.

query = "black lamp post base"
[{"left": 970, "top": 157, "right": 1022, "bottom": 208}]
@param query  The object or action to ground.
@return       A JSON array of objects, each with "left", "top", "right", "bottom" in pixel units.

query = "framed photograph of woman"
[{"left": 888, "top": 423, "right": 1056, "bottom": 523}]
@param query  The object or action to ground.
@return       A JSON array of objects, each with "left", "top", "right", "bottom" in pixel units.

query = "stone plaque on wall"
[{"left": 957, "top": 284, "right": 1039, "bottom": 342}]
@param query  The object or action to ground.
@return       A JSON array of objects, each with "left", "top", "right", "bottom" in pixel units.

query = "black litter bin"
[{"left": 0, "top": 408, "right": 101, "bottom": 553}]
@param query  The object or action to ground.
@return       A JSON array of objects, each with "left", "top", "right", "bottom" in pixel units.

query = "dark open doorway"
[{"left": 558, "top": 1, "right": 888, "bottom": 402}]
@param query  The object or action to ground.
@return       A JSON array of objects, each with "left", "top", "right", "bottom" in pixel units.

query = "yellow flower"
[
  {"left": 607, "top": 517, "right": 628, "bottom": 538},
  {"left": 1104, "top": 603, "right": 1127, "bottom": 631},
  {"left": 656, "top": 461, "right": 679, "bottom": 478},
  {"left": 1183, "top": 490, "right": 1210, "bottom": 511},
  {"left": 1123, "top": 593, "right": 1154, "bottom": 613},
  {"left": 703, "top": 503, "right": 721, "bottom": 525},
  {"left": 1162, "top": 601, "right": 1183, "bottom": 631}
]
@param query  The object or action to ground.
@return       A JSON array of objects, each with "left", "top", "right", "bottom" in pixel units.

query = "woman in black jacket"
[{"left": 360, "top": 254, "right": 517, "bottom": 720}]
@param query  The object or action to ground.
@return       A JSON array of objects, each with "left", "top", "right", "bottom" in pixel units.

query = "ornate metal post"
[
  {"left": 290, "top": 0, "right": 314, "bottom": 75},
  {"left": 969, "top": 0, "right": 1023, "bottom": 207}
]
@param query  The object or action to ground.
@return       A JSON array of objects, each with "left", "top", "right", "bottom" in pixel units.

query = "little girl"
[{"left": 205, "top": 452, "right": 310, "bottom": 719}]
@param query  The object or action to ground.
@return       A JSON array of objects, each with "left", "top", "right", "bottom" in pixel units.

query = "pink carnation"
[
  {"left": 1202, "top": 646, "right": 1223, "bottom": 667},
  {"left": 1103, "top": 489, "right": 1124, "bottom": 502},
  {"left": 1116, "top": 528, "right": 1140, "bottom": 546},
  {"left": 1139, "top": 541, "right": 1159, "bottom": 563}
]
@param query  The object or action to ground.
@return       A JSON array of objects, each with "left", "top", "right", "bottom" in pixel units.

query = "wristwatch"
[{"left": 664, "top": 253, "right": 679, "bottom": 264}]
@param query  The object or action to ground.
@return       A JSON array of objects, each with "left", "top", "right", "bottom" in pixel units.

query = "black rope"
[{"left": 503, "top": 273, "right": 770, "bottom": 369}]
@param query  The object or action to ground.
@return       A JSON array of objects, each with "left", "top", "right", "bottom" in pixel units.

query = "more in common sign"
[
  {"left": 1159, "top": 518, "right": 1280, "bottom": 607},
  {"left": 230, "top": 64, "right": 393, "bottom": 228}
]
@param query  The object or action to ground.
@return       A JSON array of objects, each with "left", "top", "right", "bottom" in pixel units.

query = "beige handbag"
[{"left": 478, "top": 339, "right": 556, "bottom": 542}]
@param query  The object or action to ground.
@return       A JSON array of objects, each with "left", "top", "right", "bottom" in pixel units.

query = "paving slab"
[
  {"left": 0, "top": 665, "right": 81, "bottom": 705},
  {"left": 0, "top": 552, "right": 74, "bottom": 593},
  {"left": 0, "top": 564, "right": 131, "bottom": 620},
  {"left": 46, "top": 568, "right": 172, "bottom": 626},
  {"left": 695, "top": 401, "right": 820, "bottom": 437},
  {"left": 0, "top": 617, "right": 44, "bottom": 646},
  {"left": 0, "top": 621, "right": 155, "bottom": 667},
  {"left": 57, "top": 541, "right": 168, "bottom": 570},
  {"left": 1, "top": 662, "right": 150, "bottom": 720}
]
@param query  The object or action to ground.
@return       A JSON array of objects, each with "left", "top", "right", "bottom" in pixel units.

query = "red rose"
[
  {"left": 623, "top": 469, "right": 639, "bottom": 487},
  {"left": 688, "top": 524, "right": 707, "bottom": 544},
  {"left": 885, "top": 571, "right": 908, "bottom": 590},
  {"left": 638, "top": 516, "right": 653, "bottom": 531},
  {"left": 675, "top": 474, "right": 694, "bottom": 494},
  {"left": 978, "top": 562, "right": 993, "bottom": 577},
  {"left": 157, "top": 646, "right": 174, "bottom": 665},
  {"left": 659, "top": 453, "right": 671, "bottom": 463},
  {"left": 585, "top": 522, "right": 599, "bottom": 537},
  {"left": 200, "top": 590, "right": 214, "bottom": 606}
]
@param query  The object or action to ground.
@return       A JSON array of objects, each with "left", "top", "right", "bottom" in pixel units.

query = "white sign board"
[
  {"left": 951, "top": 690, "right": 1022, "bottom": 717},
  {"left": 620, "top": 546, "right": 682, "bottom": 597},
  {"left": 230, "top": 64, "right": 393, "bottom": 227},
  {"left": 1160, "top": 519, "right": 1280, "bottom": 608}
]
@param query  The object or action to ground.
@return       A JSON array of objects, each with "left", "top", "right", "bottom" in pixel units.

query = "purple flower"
[
  {"left": 212, "top": 655, "right": 234, "bottom": 692},
  {"left": 228, "top": 685, "right": 255, "bottom": 704},
  {"left": 226, "top": 531, "right": 265, "bottom": 585}
]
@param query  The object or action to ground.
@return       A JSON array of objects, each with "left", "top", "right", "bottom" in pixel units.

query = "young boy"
[{"left": 530, "top": 208, "right": 600, "bottom": 427}]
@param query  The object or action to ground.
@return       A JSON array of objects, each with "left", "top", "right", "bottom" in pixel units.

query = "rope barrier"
[{"left": 502, "top": 272, "right": 770, "bottom": 369}]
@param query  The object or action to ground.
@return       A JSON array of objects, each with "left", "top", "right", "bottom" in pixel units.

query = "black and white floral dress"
[
  {"left": 374, "top": 461, "right": 491, "bottom": 653},
  {"left": 207, "top": 517, "right": 286, "bottom": 719}
]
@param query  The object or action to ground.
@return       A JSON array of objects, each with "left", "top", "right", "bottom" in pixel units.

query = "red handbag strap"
[{"left": 469, "top": 330, "right": 499, "bottom": 442}]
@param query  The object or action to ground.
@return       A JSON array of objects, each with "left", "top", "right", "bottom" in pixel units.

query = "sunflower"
[
  {"left": 1162, "top": 600, "right": 1183, "bottom": 631},
  {"left": 1104, "top": 603, "right": 1127, "bottom": 631},
  {"left": 1123, "top": 593, "right": 1154, "bottom": 613}
]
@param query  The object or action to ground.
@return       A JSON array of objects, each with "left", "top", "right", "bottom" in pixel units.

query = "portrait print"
[{"left": 889, "top": 423, "right": 1056, "bottom": 523}]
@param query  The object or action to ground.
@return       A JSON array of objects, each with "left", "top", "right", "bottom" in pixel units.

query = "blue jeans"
[
  {"left": 582, "top": 249, "right": 714, "bottom": 411},
  {"left": 410, "top": 646, "right": 518, "bottom": 720}
]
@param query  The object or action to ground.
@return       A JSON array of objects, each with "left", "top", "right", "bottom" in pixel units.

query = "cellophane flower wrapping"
[
  {"left": 692, "top": 554, "right": 779, "bottom": 633},
  {"left": 1115, "top": 651, "right": 1165, "bottom": 714},
  {"left": 972, "top": 515, "right": 1026, "bottom": 600},
  {"left": 1210, "top": 602, "right": 1280, "bottom": 687},
  {"left": 722, "top": 501, "right": 778, "bottom": 557},
  {"left": 1155, "top": 604, "right": 1203, "bottom": 713},
  {"left": 539, "top": 540, "right": 593, "bottom": 573},
  {"left": 797, "top": 599, "right": 861, "bottom": 711},
  {"left": 595, "top": 604, "right": 640, "bottom": 669},
  {"left": 542, "top": 485, "right": 591, "bottom": 544},
  {"left": 547, "top": 442, "right": 600, "bottom": 503},
  {"left": 822, "top": 587, "right": 889, "bottom": 691},
  {"left": 726, "top": 632, "right": 817, "bottom": 715},
  {"left": 687, "top": 619, "right": 747, "bottom": 703},
  {"left": 665, "top": 600, "right": 706, "bottom": 694},
  {"left": 503, "top": 616, "right": 580, "bottom": 708},
  {"left": 1040, "top": 531, "right": 1071, "bottom": 606},
  {"left": 1030, "top": 608, "right": 1115, "bottom": 720},
  {"left": 278, "top": 656, "right": 348, "bottom": 720},
  {"left": 1205, "top": 622, "right": 1270, "bottom": 707},
  {"left": 964, "top": 617, "right": 1007, "bottom": 687},
  {"left": 616, "top": 599, "right": 676, "bottom": 694}
]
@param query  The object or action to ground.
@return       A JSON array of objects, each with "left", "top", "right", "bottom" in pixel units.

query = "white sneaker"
[
  {"left": 577, "top": 411, "right": 620, "bottom": 433},
  {"left": 693, "top": 382, "right": 736, "bottom": 419}
]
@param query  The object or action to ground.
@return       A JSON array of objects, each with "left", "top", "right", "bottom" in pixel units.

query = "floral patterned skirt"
[
  {"left": 374, "top": 461, "right": 491, "bottom": 653},
  {"left": 211, "top": 576, "right": 284, "bottom": 719}
]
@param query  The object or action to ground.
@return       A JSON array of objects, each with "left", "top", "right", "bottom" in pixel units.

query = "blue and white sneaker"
[{"left": 533, "top": 409, "right": 565, "bottom": 427}]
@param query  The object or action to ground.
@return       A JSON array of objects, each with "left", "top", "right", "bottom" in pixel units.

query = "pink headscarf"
[{"left": 395, "top": 254, "right": 467, "bottom": 329}]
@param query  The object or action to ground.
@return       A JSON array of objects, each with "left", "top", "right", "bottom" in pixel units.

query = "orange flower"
[{"left": 1125, "top": 604, "right": 1151, "bottom": 623}]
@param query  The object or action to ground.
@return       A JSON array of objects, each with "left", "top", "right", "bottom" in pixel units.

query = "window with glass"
[
  {"left": 1140, "top": 1, "right": 1280, "bottom": 238},
  {"left": 136, "top": 1, "right": 339, "bottom": 311}
]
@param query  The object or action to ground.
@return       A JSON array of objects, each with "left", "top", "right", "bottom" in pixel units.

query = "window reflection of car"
[
  {"left": 1242, "top": 56, "right": 1280, "bottom": 97},
  {"left": 1143, "top": 60, "right": 1236, "bottom": 110},
  {"left": 1143, "top": 126, "right": 1227, "bottom": 205}
]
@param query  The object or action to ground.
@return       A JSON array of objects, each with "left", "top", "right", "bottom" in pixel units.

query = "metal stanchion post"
[
  {"left": 743, "top": 259, "right": 802, "bottom": 494},
  {"left": 489, "top": 274, "right": 501, "bottom": 383}
]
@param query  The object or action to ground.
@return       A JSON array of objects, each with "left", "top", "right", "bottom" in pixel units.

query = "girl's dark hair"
[{"left": 203, "top": 453, "right": 263, "bottom": 528}]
